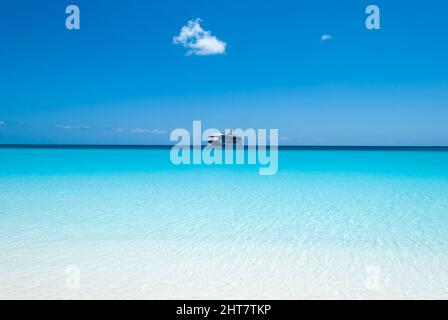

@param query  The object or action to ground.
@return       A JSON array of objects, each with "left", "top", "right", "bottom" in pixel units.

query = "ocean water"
[{"left": 1, "top": 148, "right": 448, "bottom": 299}]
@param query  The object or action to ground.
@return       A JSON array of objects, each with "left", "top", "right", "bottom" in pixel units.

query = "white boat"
[{"left": 207, "top": 129, "right": 242, "bottom": 146}]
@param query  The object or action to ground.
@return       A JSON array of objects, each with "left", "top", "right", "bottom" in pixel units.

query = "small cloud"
[
  {"left": 173, "top": 18, "right": 227, "bottom": 56},
  {"left": 129, "top": 128, "right": 151, "bottom": 134},
  {"left": 112, "top": 128, "right": 127, "bottom": 133},
  {"left": 56, "top": 124, "right": 90, "bottom": 130},
  {"left": 152, "top": 128, "right": 167, "bottom": 135},
  {"left": 0, "top": 120, "right": 24, "bottom": 126},
  {"left": 321, "top": 34, "right": 332, "bottom": 41},
  {"left": 129, "top": 128, "right": 167, "bottom": 135},
  {"left": 56, "top": 125, "right": 72, "bottom": 130}
]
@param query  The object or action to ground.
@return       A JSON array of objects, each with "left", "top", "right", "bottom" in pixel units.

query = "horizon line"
[{"left": 1, "top": 144, "right": 448, "bottom": 151}]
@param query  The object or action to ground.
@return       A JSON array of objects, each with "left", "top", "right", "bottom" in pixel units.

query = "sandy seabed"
[{"left": 2, "top": 241, "right": 448, "bottom": 299}]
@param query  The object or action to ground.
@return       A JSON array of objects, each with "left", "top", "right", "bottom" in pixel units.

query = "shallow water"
[{"left": 1, "top": 148, "right": 448, "bottom": 299}]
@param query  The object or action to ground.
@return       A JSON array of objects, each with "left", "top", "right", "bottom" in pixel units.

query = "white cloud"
[
  {"left": 56, "top": 125, "right": 72, "bottom": 130},
  {"left": 129, "top": 128, "right": 151, "bottom": 134},
  {"left": 152, "top": 128, "right": 167, "bottom": 135},
  {"left": 129, "top": 128, "right": 167, "bottom": 135},
  {"left": 173, "top": 18, "right": 227, "bottom": 56},
  {"left": 321, "top": 34, "right": 332, "bottom": 41},
  {"left": 0, "top": 121, "right": 25, "bottom": 127},
  {"left": 56, "top": 124, "right": 90, "bottom": 130}
]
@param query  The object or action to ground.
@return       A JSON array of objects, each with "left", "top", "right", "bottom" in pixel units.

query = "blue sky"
[{"left": 0, "top": 0, "right": 447, "bottom": 145}]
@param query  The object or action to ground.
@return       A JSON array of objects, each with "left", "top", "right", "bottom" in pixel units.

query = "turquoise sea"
[{"left": 1, "top": 148, "right": 448, "bottom": 299}]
